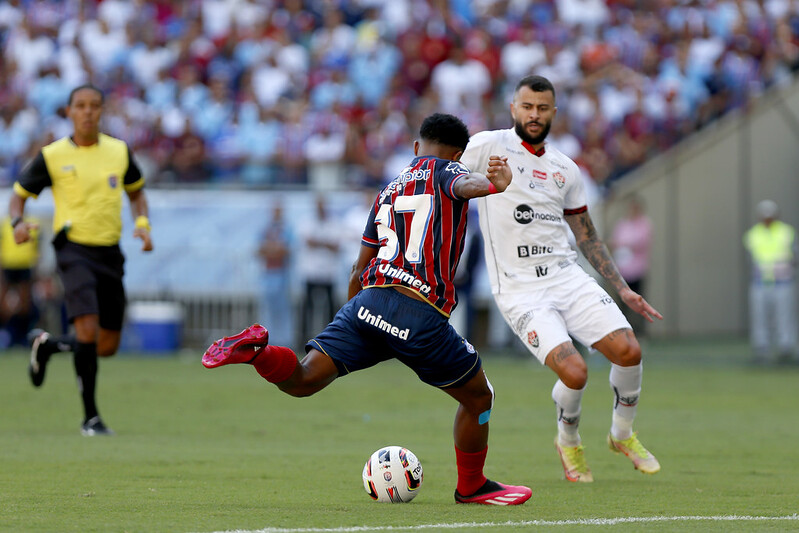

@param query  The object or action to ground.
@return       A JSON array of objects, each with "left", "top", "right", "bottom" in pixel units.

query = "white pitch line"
[{"left": 197, "top": 513, "right": 799, "bottom": 533}]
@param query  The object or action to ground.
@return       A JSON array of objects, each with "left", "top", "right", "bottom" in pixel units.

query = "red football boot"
[
  {"left": 202, "top": 324, "right": 269, "bottom": 368},
  {"left": 454, "top": 479, "right": 532, "bottom": 505}
]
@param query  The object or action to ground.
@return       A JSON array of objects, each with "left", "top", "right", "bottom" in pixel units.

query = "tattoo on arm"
[{"left": 567, "top": 212, "right": 629, "bottom": 293}]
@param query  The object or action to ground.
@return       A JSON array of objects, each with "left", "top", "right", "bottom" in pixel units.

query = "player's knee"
[
  {"left": 469, "top": 382, "right": 495, "bottom": 416},
  {"left": 559, "top": 360, "right": 588, "bottom": 390},
  {"left": 457, "top": 382, "right": 494, "bottom": 416},
  {"left": 96, "top": 343, "right": 118, "bottom": 357},
  {"left": 616, "top": 338, "right": 642, "bottom": 366}
]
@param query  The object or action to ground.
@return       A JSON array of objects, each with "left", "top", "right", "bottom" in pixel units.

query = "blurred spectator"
[
  {"left": 276, "top": 99, "right": 309, "bottom": 185},
  {"left": 5, "top": 19, "right": 56, "bottom": 81},
  {"left": 161, "top": 117, "right": 213, "bottom": 183},
  {"left": 305, "top": 114, "right": 347, "bottom": 191},
  {"left": 309, "top": 8, "right": 355, "bottom": 71},
  {"left": 743, "top": 200, "right": 797, "bottom": 365},
  {"left": 310, "top": 68, "right": 357, "bottom": 110},
  {"left": 557, "top": 0, "right": 609, "bottom": 35},
  {"left": 257, "top": 203, "right": 295, "bottom": 348},
  {"left": 79, "top": 17, "right": 127, "bottom": 77},
  {"left": 610, "top": 195, "right": 653, "bottom": 337},
  {"left": 348, "top": 37, "right": 402, "bottom": 108},
  {"left": 500, "top": 22, "right": 546, "bottom": 83},
  {"left": 429, "top": 39, "right": 491, "bottom": 116},
  {"left": 238, "top": 104, "right": 283, "bottom": 185},
  {"left": 297, "top": 197, "right": 342, "bottom": 343},
  {"left": 0, "top": 215, "right": 40, "bottom": 347},
  {"left": 127, "top": 28, "right": 177, "bottom": 87},
  {"left": 251, "top": 53, "right": 293, "bottom": 109},
  {"left": 0, "top": 0, "right": 24, "bottom": 30}
]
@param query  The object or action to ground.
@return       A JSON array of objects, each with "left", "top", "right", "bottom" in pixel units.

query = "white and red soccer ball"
[{"left": 362, "top": 446, "right": 423, "bottom": 503}]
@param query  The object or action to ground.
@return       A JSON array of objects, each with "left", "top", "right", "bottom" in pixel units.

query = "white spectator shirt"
[
  {"left": 500, "top": 39, "right": 546, "bottom": 81},
  {"left": 98, "top": 0, "right": 135, "bottom": 30},
  {"left": 460, "top": 128, "right": 587, "bottom": 294},
  {"left": 430, "top": 59, "right": 491, "bottom": 114}
]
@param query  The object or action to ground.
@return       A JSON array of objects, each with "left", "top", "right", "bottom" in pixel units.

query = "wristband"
[
  {"left": 10, "top": 216, "right": 22, "bottom": 228},
  {"left": 487, "top": 182, "right": 498, "bottom": 194},
  {"left": 134, "top": 215, "right": 151, "bottom": 232}
]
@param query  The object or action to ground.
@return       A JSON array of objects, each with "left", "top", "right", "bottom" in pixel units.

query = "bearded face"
[
  {"left": 510, "top": 87, "right": 557, "bottom": 147},
  {"left": 514, "top": 114, "right": 552, "bottom": 146}
]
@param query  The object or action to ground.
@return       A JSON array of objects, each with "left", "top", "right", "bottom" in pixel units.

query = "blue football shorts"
[{"left": 306, "top": 287, "right": 481, "bottom": 389}]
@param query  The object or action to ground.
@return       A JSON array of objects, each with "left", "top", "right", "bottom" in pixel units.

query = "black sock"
[
  {"left": 47, "top": 334, "right": 76, "bottom": 354},
  {"left": 74, "top": 342, "right": 99, "bottom": 421}
]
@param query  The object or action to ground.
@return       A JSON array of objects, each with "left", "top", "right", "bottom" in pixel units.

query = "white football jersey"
[{"left": 460, "top": 128, "right": 587, "bottom": 294}]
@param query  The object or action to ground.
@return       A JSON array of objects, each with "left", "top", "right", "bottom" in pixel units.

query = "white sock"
[
  {"left": 609, "top": 363, "right": 642, "bottom": 440},
  {"left": 552, "top": 380, "right": 584, "bottom": 446}
]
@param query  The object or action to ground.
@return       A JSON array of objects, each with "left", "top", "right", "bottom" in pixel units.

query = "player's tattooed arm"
[
  {"left": 566, "top": 211, "right": 664, "bottom": 322},
  {"left": 566, "top": 211, "right": 628, "bottom": 293}
]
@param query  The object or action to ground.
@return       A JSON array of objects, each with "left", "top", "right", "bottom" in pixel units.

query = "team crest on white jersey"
[
  {"left": 553, "top": 172, "right": 565, "bottom": 189},
  {"left": 527, "top": 330, "right": 539, "bottom": 348}
]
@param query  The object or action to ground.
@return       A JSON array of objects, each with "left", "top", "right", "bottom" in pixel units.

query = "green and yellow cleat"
[
  {"left": 554, "top": 438, "right": 594, "bottom": 482},
  {"left": 607, "top": 432, "right": 661, "bottom": 474}
]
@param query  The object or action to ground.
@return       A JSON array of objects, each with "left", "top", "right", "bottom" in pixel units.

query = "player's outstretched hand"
[
  {"left": 619, "top": 287, "right": 663, "bottom": 323},
  {"left": 134, "top": 227, "right": 154, "bottom": 252},
  {"left": 485, "top": 155, "right": 511, "bottom": 192}
]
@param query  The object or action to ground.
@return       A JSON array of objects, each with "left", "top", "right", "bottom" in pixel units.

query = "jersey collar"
[
  {"left": 69, "top": 134, "right": 102, "bottom": 148},
  {"left": 521, "top": 140, "right": 546, "bottom": 157}
]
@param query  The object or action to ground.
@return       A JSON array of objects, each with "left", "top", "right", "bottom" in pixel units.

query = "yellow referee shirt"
[
  {"left": 1, "top": 216, "right": 39, "bottom": 269},
  {"left": 13, "top": 134, "right": 145, "bottom": 247}
]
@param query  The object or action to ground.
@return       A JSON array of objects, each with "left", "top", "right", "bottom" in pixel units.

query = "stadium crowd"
[{"left": 1, "top": 0, "right": 798, "bottom": 191}]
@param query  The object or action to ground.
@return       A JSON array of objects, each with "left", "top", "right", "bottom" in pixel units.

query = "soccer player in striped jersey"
[
  {"left": 202, "top": 113, "right": 532, "bottom": 505},
  {"left": 460, "top": 75, "right": 663, "bottom": 482}
]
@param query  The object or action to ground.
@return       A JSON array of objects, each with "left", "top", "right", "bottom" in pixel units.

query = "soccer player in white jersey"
[{"left": 460, "top": 75, "right": 663, "bottom": 482}]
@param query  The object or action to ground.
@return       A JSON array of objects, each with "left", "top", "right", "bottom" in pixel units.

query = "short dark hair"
[
  {"left": 419, "top": 113, "right": 470, "bottom": 151},
  {"left": 515, "top": 75, "right": 556, "bottom": 100},
  {"left": 68, "top": 84, "right": 104, "bottom": 105}
]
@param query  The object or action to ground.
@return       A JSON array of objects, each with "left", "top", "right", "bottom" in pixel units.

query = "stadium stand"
[{"left": 1, "top": 0, "right": 798, "bottom": 191}]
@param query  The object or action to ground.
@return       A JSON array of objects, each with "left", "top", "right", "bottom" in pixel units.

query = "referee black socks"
[{"left": 74, "top": 342, "right": 99, "bottom": 421}]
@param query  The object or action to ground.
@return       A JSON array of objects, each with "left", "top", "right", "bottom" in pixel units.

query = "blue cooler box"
[{"left": 125, "top": 301, "right": 183, "bottom": 353}]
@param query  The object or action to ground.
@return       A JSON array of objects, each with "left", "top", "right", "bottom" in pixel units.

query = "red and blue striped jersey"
[{"left": 360, "top": 156, "right": 470, "bottom": 317}]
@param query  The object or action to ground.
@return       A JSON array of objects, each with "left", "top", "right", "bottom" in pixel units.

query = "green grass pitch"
[{"left": 1, "top": 337, "right": 797, "bottom": 532}]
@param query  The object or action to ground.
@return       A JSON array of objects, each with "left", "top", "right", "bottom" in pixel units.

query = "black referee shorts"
[
  {"left": 2, "top": 268, "right": 33, "bottom": 284},
  {"left": 55, "top": 241, "right": 126, "bottom": 331}
]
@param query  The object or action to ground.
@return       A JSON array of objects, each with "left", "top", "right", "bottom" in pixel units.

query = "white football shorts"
[{"left": 493, "top": 263, "right": 631, "bottom": 364}]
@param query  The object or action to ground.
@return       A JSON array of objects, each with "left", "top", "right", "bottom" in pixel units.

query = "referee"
[{"left": 8, "top": 84, "right": 153, "bottom": 436}]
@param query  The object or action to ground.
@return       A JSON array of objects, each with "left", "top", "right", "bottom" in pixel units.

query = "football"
[{"left": 362, "top": 446, "right": 423, "bottom": 503}]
